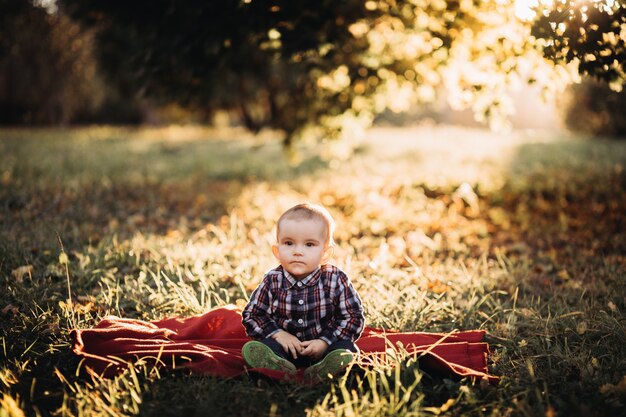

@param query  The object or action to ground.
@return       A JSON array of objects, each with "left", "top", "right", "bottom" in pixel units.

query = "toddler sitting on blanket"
[{"left": 241, "top": 203, "right": 364, "bottom": 380}]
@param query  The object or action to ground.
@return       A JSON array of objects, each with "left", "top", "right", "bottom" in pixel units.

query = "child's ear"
[
  {"left": 322, "top": 245, "right": 334, "bottom": 264},
  {"left": 271, "top": 245, "right": 280, "bottom": 260}
]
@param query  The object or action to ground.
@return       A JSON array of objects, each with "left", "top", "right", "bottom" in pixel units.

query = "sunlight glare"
[
  {"left": 34, "top": 0, "right": 57, "bottom": 14},
  {"left": 515, "top": 0, "right": 559, "bottom": 20},
  {"left": 516, "top": 0, "right": 617, "bottom": 22},
  {"left": 515, "top": 0, "right": 540, "bottom": 21}
]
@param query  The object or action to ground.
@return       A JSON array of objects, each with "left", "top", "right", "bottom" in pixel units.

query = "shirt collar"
[{"left": 283, "top": 267, "right": 322, "bottom": 289}]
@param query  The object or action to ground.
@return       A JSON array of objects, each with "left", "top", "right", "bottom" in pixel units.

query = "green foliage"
[
  {"left": 59, "top": 0, "right": 567, "bottom": 141},
  {"left": 3, "top": 1, "right": 625, "bottom": 136},
  {"left": 532, "top": 0, "right": 626, "bottom": 89}
]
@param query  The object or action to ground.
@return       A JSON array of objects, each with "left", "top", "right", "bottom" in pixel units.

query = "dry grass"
[{"left": 0, "top": 125, "right": 625, "bottom": 416}]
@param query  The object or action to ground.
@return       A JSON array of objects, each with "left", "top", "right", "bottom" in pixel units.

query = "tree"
[
  {"left": 562, "top": 77, "right": 626, "bottom": 135},
  {"left": 0, "top": 0, "right": 103, "bottom": 124},
  {"left": 532, "top": 0, "right": 625, "bottom": 91},
  {"left": 59, "top": 0, "right": 623, "bottom": 143}
]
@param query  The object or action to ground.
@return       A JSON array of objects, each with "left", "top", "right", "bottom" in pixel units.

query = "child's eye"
[
  {"left": 306, "top": 242, "right": 316, "bottom": 247},
  {"left": 284, "top": 241, "right": 293, "bottom": 246}
]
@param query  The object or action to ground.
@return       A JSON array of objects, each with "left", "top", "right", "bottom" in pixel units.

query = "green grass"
[{"left": 1, "top": 125, "right": 625, "bottom": 416}]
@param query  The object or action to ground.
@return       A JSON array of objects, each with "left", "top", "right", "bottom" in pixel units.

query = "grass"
[{"left": 0, "top": 124, "right": 625, "bottom": 416}]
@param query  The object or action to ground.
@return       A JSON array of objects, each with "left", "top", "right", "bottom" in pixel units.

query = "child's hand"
[
  {"left": 300, "top": 339, "right": 329, "bottom": 360},
  {"left": 271, "top": 330, "right": 303, "bottom": 359}
]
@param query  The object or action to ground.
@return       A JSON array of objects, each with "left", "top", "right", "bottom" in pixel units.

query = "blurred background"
[{"left": 1, "top": 0, "right": 624, "bottom": 139}]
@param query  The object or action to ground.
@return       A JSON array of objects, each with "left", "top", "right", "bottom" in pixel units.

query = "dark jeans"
[{"left": 259, "top": 337, "right": 358, "bottom": 368}]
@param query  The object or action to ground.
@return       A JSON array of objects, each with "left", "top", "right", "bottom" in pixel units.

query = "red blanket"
[{"left": 71, "top": 305, "right": 498, "bottom": 383}]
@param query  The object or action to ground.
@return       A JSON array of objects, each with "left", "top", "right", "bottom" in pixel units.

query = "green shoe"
[
  {"left": 304, "top": 349, "right": 354, "bottom": 381},
  {"left": 242, "top": 341, "right": 297, "bottom": 374}
]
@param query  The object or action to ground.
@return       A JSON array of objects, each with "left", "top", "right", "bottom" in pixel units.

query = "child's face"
[{"left": 272, "top": 217, "right": 332, "bottom": 279}]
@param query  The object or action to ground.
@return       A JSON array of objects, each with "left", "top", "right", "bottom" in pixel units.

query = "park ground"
[{"left": 0, "top": 124, "right": 625, "bottom": 416}]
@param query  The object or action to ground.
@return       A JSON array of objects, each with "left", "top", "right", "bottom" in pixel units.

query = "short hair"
[{"left": 277, "top": 203, "right": 335, "bottom": 246}]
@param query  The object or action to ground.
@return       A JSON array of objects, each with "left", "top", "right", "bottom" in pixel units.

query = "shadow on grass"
[
  {"left": 0, "top": 129, "right": 329, "bottom": 276},
  {"left": 478, "top": 138, "right": 626, "bottom": 416},
  {"left": 136, "top": 364, "right": 469, "bottom": 417},
  {"left": 138, "top": 374, "right": 330, "bottom": 417},
  {"left": 490, "top": 138, "right": 626, "bottom": 277}
]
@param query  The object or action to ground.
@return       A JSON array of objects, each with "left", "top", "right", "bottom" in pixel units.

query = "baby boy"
[{"left": 241, "top": 203, "right": 364, "bottom": 380}]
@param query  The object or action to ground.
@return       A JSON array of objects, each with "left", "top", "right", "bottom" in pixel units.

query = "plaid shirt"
[{"left": 242, "top": 264, "right": 365, "bottom": 345}]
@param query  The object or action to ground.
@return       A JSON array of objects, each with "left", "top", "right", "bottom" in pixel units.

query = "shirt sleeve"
[
  {"left": 241, "top": 273, "right": 281, "bottom": 339},
  {"left": 319, "top": 270, "right": 365, "bottom": 345}
]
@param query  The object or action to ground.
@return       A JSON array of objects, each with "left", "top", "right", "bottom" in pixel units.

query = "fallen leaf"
[
  {"left": 1, "top": 305, "right": 19, "bottom": 315},
  {"left": 74, "top": 302, "right": 94, "bottom": 314},
  {"left": 557, "top": 269, "right": 570, "bottom": 280},
  {"left": 576, "top": 321, "right": 588, "bottom": 335},
  {"left": 599, "top": 375, "right": 626, "bottom": 397},
  {"left": 427, "top": 279, "right": 450, "bottom": 294},
  {"left": 11, "top": 265, "right": 33, "bottom": 283},
  {"left": 453, "top": 182, "right": 480, "bottom": 215},
  {"left": 43, "top": 321, "right": 60, "bottom": 335},
  {"left": 59, "top": 252, "right": 69, "bottom": 265}
]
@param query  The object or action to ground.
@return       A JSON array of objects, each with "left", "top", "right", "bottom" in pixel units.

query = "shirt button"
[
  {"left": 296, "top": 332, "right": 302, "bottom": 337},
  {"left": 297, "top": 282, "right": 303, "bottom": 287},
  {"left": 298, "top": 319, "right": 303, "bottom": 324},
  {"left": 298, "top": 299, "right": 304, "bottom": 305}
]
